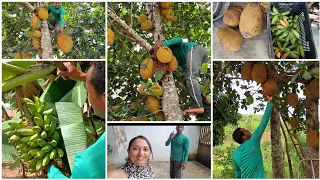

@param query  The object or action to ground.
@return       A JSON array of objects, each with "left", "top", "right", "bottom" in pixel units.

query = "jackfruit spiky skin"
[
  {"left": 251, "top": 63, "right": 267, "bottom": 84},
  {"left": 156, "top": 112, "right": 165, "bottom": 121},
  {"left": 306, "top": 79, "right": 319, "bottom": 98},
  {"left": 21, "top": 52, "right": 32, "bottom": 59},
  {"left": 31, "top": 16, "right": 41, "bottom": 29},
  {"left": 38, "top": 8, "right": 48, "bottom": 20},
  {"left": 138, "top": 84, "right": 147, "bottom": 96},
  {"left": 138, "top": 15, "right": 149, "bottom": 24},
  {"left": 107, "top": 28, "right": 114, "bottom": 46},
  {"left": 241, "top": 62, "right": 252, "bottom": 80},
  {"left": 147, "top": 95, "right": 161, "bottom": 113},
  {"left": 32, "top": 30, "right": 41, "bottom": 39},
  {"left": 168, "top": 56, "right": 178, "bottom": 72},
  {"left": 160, "top": 2, "right": 172, "bottom": 9},
  {"left": 14, "top": 52, "right": 22, "bottom": 59},
  {"left": 156, "top": 46, "right": 173, "bottom": 63},
  {"left": 217, "top": 27, "right": 243, "bottom": 52},
  {"left": 32, "top": 39, "right": 40, "bottom": 49},
  {"left": 140, "top": 58, "right": 154, "bottom": 79},
  {"left": 141, "top": 20, "right": 153, "bottom": 32},
  {"left": 262, "top": 78, "right": 277, "bottom": 96},
  {"left": 287, "top": 93, "right": 298, "bottom": 106},
  {"left": 307, "top": 130, "right": 319, "bottom": 148},
  {"left": 149, "top": 83, "right": 163, "bottom": 96},
  {"left": 57, "top": 34, "right": 73, "bottom": 53}
]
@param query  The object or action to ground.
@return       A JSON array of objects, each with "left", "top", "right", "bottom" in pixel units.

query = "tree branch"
[
  {"left": 152, "top": 3, "right": 163, "bottom": 42},
  {"left": 214, "top": 61, "right": 231, "bottom": 83},
  {"left": 22, "top": 2, "right": 35, "bottom": 12},
  {"left": 108, "top": 7, "right": 153, "bottom": 52}
]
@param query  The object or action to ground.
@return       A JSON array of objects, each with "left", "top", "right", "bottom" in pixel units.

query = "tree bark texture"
[
  {"left": 280, "top": 121, "right": 294, "bottom": 178},
  {"left": 305, "top": 97, "right": 319, "bottom": 178},
  {"left": 270, "top": 107, "right": 285, "bottom": 178},
  {"left": 152, "top": 3, "right": 183, "bottom": 120}
]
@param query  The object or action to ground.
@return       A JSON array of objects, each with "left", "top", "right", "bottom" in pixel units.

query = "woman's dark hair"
[
  {"left": 233, "top": 128, "right": 244, "bottom": 144},
  {"left": 90, "top": 61, "right": 105, "bottom": 96},
  {"left": 128, "top": 135, "right": 153, "bottom": 159}
]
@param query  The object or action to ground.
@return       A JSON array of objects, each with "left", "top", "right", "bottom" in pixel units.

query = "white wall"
[{"left": 107, "top": 126, "right": 201, "bottom": 164}]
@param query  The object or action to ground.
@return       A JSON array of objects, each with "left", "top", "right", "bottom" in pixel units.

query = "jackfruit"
[
  {"left": 262, "top": 78, "right": 277, "bottom": 96},
  {"left": 149, "top": 84, "right": 163, "bottom": 96},
  {"left": 259, "top": 2, "right": 269, "bottom": 13},
  {"left": 138, "top": 84, "right": 147, "bottom": 96},
  {"left": 160, "top": 2, "right": 172, "bottom": 9},
  {"left": 147, "top": 96, "right": 161, "bottom": 113},
  {"left": 32, "top": 39, "right": 40, "bottom": 49},
  {"left": 239, "top": 3, "right": 264, "bottom": 38},
  {"left": 31, "top": 16, "right": 41, "bottom": 29},
  {"left": 307, "top": 130, "right": 319, "bottom": 148},
  {"left": 14, "top": 52, "right": 22, "bottom": 59},
  {"left": 57, "top": 34, "right": 73, "bottom": 53},
  {"left": 168, "top": 56, "right": 178, "bottom": 72},
  {"left": 289, "top": 117, "right": 299, "bottom": 130},
  {"left": 251, "top": 63, "right": 267, "bottom": 84},
  {"left": 38, "top": 8, "right": 48, "bottom": 20},
  {"left": 241, "top": 62, "right": 252, "bottom": 80},
  {"left": 141, "top": 20, "right": 153, "bottom": 32},
  {"left": 107, "top": 28, "right": 114, "bottom": 46},
  {"left": 153, "top": 61, "right": 167, "bottom": 77},
  {"left": 140, "top": 58, "right": 154, "bottom": 79},
  {"left": 156, "top": 112, "right": 165, "bottom": 121},
  {"left": 32, "top": 30, "right": 41, "bottom": 39},
  {"left": 161, "top": 8, "right": 173, "bottom": 19},
  {"left": 156, "top": 46, "right": 172, "bottom": 63},
  {"left": 217, "top": 27, "right": 243, "bottom": 52},
  {"left": 287, "top": 93, "right": 298, "bottom": 106},
  {"left": 138, "top": 15, "right": 149, "bottom": 24},
  {"left": 21, "top": 52, "right": 32, "bottom": 59},
  {"left": 306, "top": 79, "right": 319, "bottom": 98},
  {"left": 223, "top": 6, "right": 243, "bottom": 27},
  {"left": 37, "top": 48, "right": 42, "bottom": 57}
]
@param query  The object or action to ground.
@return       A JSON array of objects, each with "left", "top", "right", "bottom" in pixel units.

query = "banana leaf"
[{"left": 2, "top": 61, "right": 36, "bottom": 82}]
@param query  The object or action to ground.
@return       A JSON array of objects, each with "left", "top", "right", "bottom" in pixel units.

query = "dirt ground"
[{"left": 2, "top": 163, "right": 46, "bottom": 179}]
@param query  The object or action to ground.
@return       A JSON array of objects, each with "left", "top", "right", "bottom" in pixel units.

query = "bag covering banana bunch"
[
  {"left": 270, "top": 7, "right": 305, "bottom": 59},
  {"left": 5, "top": 96, "right": 64, "bottom": 173}
]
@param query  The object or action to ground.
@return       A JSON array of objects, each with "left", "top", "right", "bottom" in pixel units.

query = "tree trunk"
[
  {"left": 22, "top": 2, "right": 53, "bottom": 59},
  {"left": 270, "top": 107, "right": 285, "bottom": 178},
  {"left": 2, "top": 105, "right": 10, "bottom": 120},
  {"left": 305, "top": 97, "right": 319, "bottom": 179},
  {"left": 280, "top": 120, "right": 294, "bottom": 178}
]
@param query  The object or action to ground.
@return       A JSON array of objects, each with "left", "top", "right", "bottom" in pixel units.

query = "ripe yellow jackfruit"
[
  {"left": 31, "top": 15, "right": 41, "bottom": 29},
  {"left": 287, "top": 93, "right": 298, "bottom": 106},
  {"left": 138, "top": 15, "right": 149, "bottom": 24},
  {"left": 32, "top": 30, "right": 41, "bottom": 39},
  {"left": 307, "top": 130, "right": 319, "bottom": 148},
  {"left": 251, "top": 63, "right": 267, "bottom": 84},
  {"left": 156, "top": 112, "right": 165, "bottom": 121},
  {"left": 141, "top": 20, "right": 153, "bottom": 32},
  {"left": 14, "top": 52, "right": 21, "bottom": 59},
  {"left": 168, "top": 56, "right": 178, "bottom": 72},
  {"left": 37, "top": 48, "right": 42, "bottom": 57},
  {"left": 138, "top": 84, "right": 147, "bottom": 96},
  {"left": 241, "top": 62, "right": 252, "bottom": 80},
  {"left": 161, "top": 8, "right": 173, "bottom": 18},
  {"left": 32, "top": 39, "right": 40, "bottom": 49},
  {"left": 140, "top": 58, "right": 154, "bottom": 79},
  {"left": 289, "top": 117, "right": 299, "bottom": 130},
  {"left": 156, "top": 46, "right": 172, "bottom": 63},
  {"left": 107, "top": 28, "right": 114, "bottom": 46},
  {"left": 38, "top": 8, "right": 48, "bottom": 20},
  {"left": 21, "top": 52, "right": 31, "bottom": 59},
  {"left": 149, "top": 83, "right": 163, "bottom": 96},
  {"left": 262, "top": 78, "right": 277, "bottom": 96},
  {"left": 160, "top": 2, "right": 172, "bottom": 9},
  {"left": 57, "top": 34, "right": 73, "bottom": 53},
  {"left": 147, "top": 96, "right": 161, "bottom": 113}
]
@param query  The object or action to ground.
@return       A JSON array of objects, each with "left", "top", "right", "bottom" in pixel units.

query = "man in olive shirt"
[
  {"left": 165, "top": 126, "right": 190, "bottom": 179},
  {"left": 232, "top": 91, "right": 274, "bottom": 178}
]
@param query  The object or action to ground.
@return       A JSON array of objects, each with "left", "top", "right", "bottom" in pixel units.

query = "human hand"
[
  {"left": 59, "top": 28, "right": 64, "bottom": 34},
  {"left": 263, "top": 90, "right": 273, "bottom": 102},
  {"left": 169, "top": 131, "right": 174, "bottom": 139},
  {"left": 56, "top": 62, "right": 86, "bottom": 81},
  {"left": 43, "top": 160, "right": 58, "bottom": 173},
  {"left": 181, "top": 162, "right": 186, "bottom": 170}
]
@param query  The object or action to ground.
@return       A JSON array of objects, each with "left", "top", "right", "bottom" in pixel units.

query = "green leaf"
[
  {"left": 2, "top": 112, "right": 22, "bottom": 131},
  {"left": 302, "top": 70, "right": 312, "bottom": 80},
  {"left": 201, "top": 63, "right": 208, "bottom": 72},
  {"left": 309, "top": 67, "right": 319, "bottom": 79},
  {"left": 2, "top": 61, "right": 36, "bottom": 82},
  {"left": 71, "top": 81, "right": 87, "bottom": 107},
  {"left": 9, "top": 155, "right": 20, "bottom": 170},
  {"left": 2, "top": 133, "right": 18, "bottom": 162},
  {"left": 291, "top": 70, "right": 302, "bottom": 83},
  {"left": 154, "top": 72, "right": 163, "bottom": 82},
  {"left": 55, "top": 102, "right": 87, "bottom": 171}
]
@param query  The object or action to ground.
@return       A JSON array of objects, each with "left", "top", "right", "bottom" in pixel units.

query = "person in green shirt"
[
  {"left": 44, "top": 61, "right": 106, "bottom": 178},
  {"left": 161, "top": 38, "right": 209, "bottom": 115},
  {"left": 165, "top": 126, "right": 190, "bottom": 178},
  {"left": 232, "top": 91, "right": 274, "bottom": 178},
  {"left": 48, "top": 2, "right": 66, "bottom": 35}
]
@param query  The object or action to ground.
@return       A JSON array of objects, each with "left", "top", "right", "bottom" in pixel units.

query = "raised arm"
[{"left": 165, "top": 131, "right": 175, "bottom": 146}]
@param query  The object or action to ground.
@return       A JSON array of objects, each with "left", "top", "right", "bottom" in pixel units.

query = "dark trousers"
[{"left": 170, "top": 160, "right": 183, "bottom": 179}]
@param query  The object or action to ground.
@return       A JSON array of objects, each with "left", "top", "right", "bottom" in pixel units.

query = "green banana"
[
  {"left": 43, "top": 115, "right": 51, "bottom": 126},
  {"left": 43, "top": 109, "right": 54, "bottom": 115},
  {"left": 27, "top": 141, "right": 39, "bottom": 148},
  {"left": 42, "top": 153, "right": 50, "bottom": 166},
  {"left": 56, "top": 148, "right": 64, "bottom": 158},
  {"left": 4, "top": 130, "right": 16, "bottom": 137},
  {"left": 9, "top": 123, "right": 25, "bottom": 129},
  {"left": 34, "top": 112, "right": 44, "bottom": 127},
  {"left": 22, "top": 98, "right": 34, "bottom": 104},
  {"left": 32, "top": 126, "right": 42, "bottom": 133},
  {"left": 29, "top": 157, "right": 38, "bottom": 170},
  {"left": 50, "top": 149, "right": 57, "bottom": 160},
  {"left": 21, "top": 136, "right": 32, "bottom": 143},
  {"left": 51, "top": 131, "right": 60, "bottom": 142},
  {"left": 21, "top": 146, "right": 33, "bottom": 153},
  {"left": 44, "top": 124, "right": 51, "bottom": 131},
  {"left": 41, "top": 144, "right": 52, "bottom": 153},
  {"left": 16, "top": 143, "right": 27, "bottom": 150},
  {"left": 9, "top": 135, "right": 21, "bottom": 143},
  {"left": 48, "top": 121, "right": 56, "bottom": 137},
  {"left": 49, "top": 140, "right": 57, "bottom": 147},
  {"left": 271, "top": 15, "right": 279, "bottom": 25},
  {"left": 37, "top": 103, "right": 46, "bottom": 114},
  {"left": 21, "top": 153, "right": 33, "bottom": 162},
  {"left": 37, "top": 139, "right": 48, "bottom": 147},
  {"left": 36, "top": 157, "right": 43, "bottom": 171},
  {"left": 16, "top": 128, "right": 36, "bottom": 136},
  {"left": 28, "top": 148, "right": 41, "bottom": 156},
  {"left": 30, "top": 133, "right": 40, "bottom": 142},
  {"left": 26, "top": 103, "right": 37, "bottom": 115},
  {"left": 33, "top": 96, "right": 41, "bottom": 109},
  {"left": 292, "top": 29, "right": 300, "bottom": 39},
  {"left": 299, "top": 45, "right": 305, "bottom": 58},
  {"left": 40, "top": 131, "right": 47, "bottom": 139},
  {"left": 35, "top": 150, "right": 46, "bottom": 159}
]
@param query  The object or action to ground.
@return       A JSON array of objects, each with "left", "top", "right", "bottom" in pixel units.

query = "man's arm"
[
  {"left": 162, "top": 37, "right": 182, "bottom": 47},
  {"left": 165, "top": 138, "right": 172, "bottom": 146},
  {"left": 48, "top": 165, "right": 68, "bottom": 179},
  {"left": 232, "top": 158, "right": 241, "bottom": 178},
  {"left": 183, "top": 137, "right": 190, "bottom": 163}
]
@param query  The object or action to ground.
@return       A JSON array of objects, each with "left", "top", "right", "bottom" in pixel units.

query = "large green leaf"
[
  {"left": 59, "top": 81, "right": 87, "bottom": 108},
  {"left": 56, "top": 102, "right": 87, "bottom": 171},
  {"left": 2, "top": 61, "right": 36, "bottom": 82}
]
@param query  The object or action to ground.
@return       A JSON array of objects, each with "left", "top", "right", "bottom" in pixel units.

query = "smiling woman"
[{"left": 107, "top": 136, "right": 156, "bottom": 179}]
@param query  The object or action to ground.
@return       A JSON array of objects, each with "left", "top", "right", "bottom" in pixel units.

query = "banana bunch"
[
  {"left": 5, "top": 97, "right": 64, "bottom": 173},
  {"left": 270, "top": 7, "right": 305, "bottom": 59}
]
